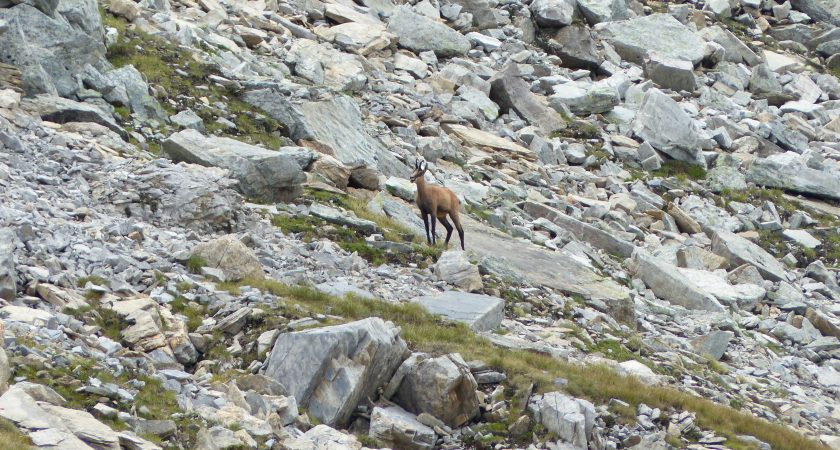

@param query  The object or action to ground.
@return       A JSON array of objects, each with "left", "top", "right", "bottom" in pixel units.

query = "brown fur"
[{"left": 410, "top": 160, "right": 465, "bottom": 250}]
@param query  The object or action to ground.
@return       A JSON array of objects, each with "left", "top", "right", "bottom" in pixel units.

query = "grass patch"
[
  {"left": 652, "top": 160, "right": 707, "bottom": 181},
  {"left": 549, "top": 119, "right": 601, "bottom": 140},
  {"left": 169, "top": 296, "right": 206, "bottom": 332},
  {"left": 76, "top": 275, "right": 109, "bottom": 288},
  {"left": 217, "top": 278, "right": 823, "bottom": 450},
  {"left": 186, "top": 255, "right": 207, "bottom": 274},
  {"left": 0, "top": 418, "right": 32, "bottom": 450}
]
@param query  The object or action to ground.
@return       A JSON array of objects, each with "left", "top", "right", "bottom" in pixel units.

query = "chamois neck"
[{"left": 415, "top": 176, "right": 427, "bottom": 192}]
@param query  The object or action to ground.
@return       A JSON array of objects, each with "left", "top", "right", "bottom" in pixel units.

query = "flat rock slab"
[
  {"left": 594, "top": 13, "right": 705, "bottom": 65},
  {"left": 709, "top": 228, "right": 787, "bottom": 282},
  {"left": 413, "top": 291, "right": 505, "bottom": 332},
  {"left": 747, "top": 152, "right": 840, "bottom": 201},
  {"left": 443, "top": 124, "right": 535, "bottom": 160},
  {"left": 20, "top": 95, "right": 127, "bottom": 139}
]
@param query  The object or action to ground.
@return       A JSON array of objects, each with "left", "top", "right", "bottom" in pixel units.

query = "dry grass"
[
  {"left": 220, "top": 278, "right": 826, "bottom": 450},
  {"left": 0, "top": 419, "right": 32, "bottom": 450}
]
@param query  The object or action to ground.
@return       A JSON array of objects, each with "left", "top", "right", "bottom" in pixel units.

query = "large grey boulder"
[
  {"left": 413, "top": 291, "right": 505, "bottom": 332},
  {"left": 242, "top": 91, "right": 408, "bottom": 178},
  {"left": 530, "top": 0, "right": 577, "bottom": 27},
  {"left": 286, "top": 39, "right": 368, "bottom": 92},
  {"left": 576, "top": 0, "right": 629, "bottom": 24},
  {"left": 263, "top": 318, "right": 409, "bottom": 427},
  {"left": 789, "top": 0, "right": 840, "bottom": 26},
  {"left": 645, "top": 52, "right": 697, "bottom": 92},
  {"left": 677, "top": 268, "right": 765, "bottom": 309},
  {"left": 629, "top": 250, "right": 725, "bottom": 312},
  {"left": 433, "top": 251, "right": 483, "bottom": 291},
  {"left": 387, "top": 5, "right": 470, "bottom": 57},
  {"left": 546, "top": 24, "right": 603, "bottom": 70},
  {"left": 523, "top": 201, "right": 636, "bottom": 257},
  {"left": 0, "top": 229, "right": 15, "bottom": 301},
  {"left": 369, "top": 406, "right": 436, "bottom": 450},
  {"left": 631, "top": 89, "right": 706, "bottom": 168},
  {"left": 746, "top": 152, "right": 840, "bottom": 201},
  {"left": 550, "top": 83, "right": 619, "bottom": 115},
  {"left": 709, "top": 228, "right": 787, "bottom": 282},
  {"left": 283, "top": 424, "right": 362, "bottom": 450},
  {"left": 489, "top": 63, "right": 566, "bottom": 135},
  {"left": 388, "top": 353, "right": 479, "bottom": 428},
  {"left": 20, "top": 95, "right": 126, "bottom": 139},
  {"left": 56, "top": 0, "right": 102, "bottom": 36},
  {"left": 163, "top": 129, "right": 313, "bottom": 202},
  {"left": 104, "top": 65, "right": 168, "bottom": 124},
  {"left": 0, "top": 4, "right": 106, "bottom": 97},
  {"left": 698, "top": 26, "right": 762, "bottom": 66},
  {"left": 528, "top": 392, "right": 596, "bottom": 448},
  {"left": 749, "top": 63, "right": 785, "bottom": 99},
  {"left": 595, "top": 13, "right": 705, "bottom": 65},
  {"left": 191, "top": 235, "right": 264, "bottom": 282}
]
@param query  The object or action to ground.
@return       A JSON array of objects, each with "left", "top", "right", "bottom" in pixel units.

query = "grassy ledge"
[{"left": 218, "top": 278, "right": 825, "bottom": 450}]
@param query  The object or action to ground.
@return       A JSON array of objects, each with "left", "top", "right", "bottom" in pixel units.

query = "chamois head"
[{"left": 409, "top": 159, "right": 427, "bottom": 182}]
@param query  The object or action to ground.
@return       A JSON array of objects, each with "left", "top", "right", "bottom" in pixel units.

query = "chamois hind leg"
[
  {"left": 439, "top": 215, "right": 454, "bottom": 247},
  {"left": 451, "top": 210, "right": 465, "bottom": 250},
  {"left": 430, "top": 215, "right": 437, "bottom": 245},
  {"left": 422, "top": 212, "right": 432, "bottom": 245}
]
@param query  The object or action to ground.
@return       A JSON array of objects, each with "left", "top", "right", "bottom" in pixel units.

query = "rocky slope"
[{"left": 0, "top": 0, "right": 840, "bottom": 448}]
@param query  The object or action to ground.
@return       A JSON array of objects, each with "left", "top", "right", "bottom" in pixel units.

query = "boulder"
[
  {"left": 698, "top": 26, "right": 762, "bottom": 66},
  {"left": 749, "top": 63, "right": 784, "bottom": 98},
  {"left": 242, "top": 91, "right": 408, "bottom": 178},
  {"left": 746, "top": 152, "right": 840, "bottom": 201},
  {"left": 631, "top": 89, "right": 706, "bottom": 168},
  {"left": 676, "top": 246, "right": 728, "bottom": 270},
  {"left": 489, "top": 63, "right": 566, "bottom": 135},
  {"left": 283, "top": 424, "right": 362, "bottom": 450},
  {"left": 528, "top": 392, "right": 595, "bottom": 448},
  {"left": 709, "top": 228, "right": 787, "bottom": 282},
  {"left": 523, "top": 201, "right": 636, "bottom": 257},
  {"left": 576, "top": 0, "right": 629, "bottom": 24},
  {"left": 530, "top": 0, "right": 576, "bottom": 28},
  {"left": 387, "top": 5, "right": 470, "bottom": 57},
  {"left": 789, "top": 0, "right": 840, "bottom": 26},
  {"left": 547, "top": 24, "right": 603, "bottom": 70},
  {"left": 0, "top": 4, "right": 106, "bottom": 97},
  {"left": 286, "top": 39, "right": 368, "bottom": 92},
  {"left": 0, "top": 348, "right": 9, "bottom": 395},
  {"left": 263, "top": 318, "right": 409, "bottom": 427},
  {"left": 413, "top": 291, "right": 505, "bottom": 331},
  {"left": 0, "top": 228, "right": 15, "bottom": 301},
  {"left": 550, "top": 83, "right": 619, "bottom": 116},
  {"left": 691, "top": 330, "right": 734, "bottom": 360},
  {"left": 389, "top": 353, "right": 479, "bottom": 428},
  {"left": 170, "top": 109, "right": 205, "bottom": 132},
  {"left": 782, "top": 229, "right": 821, "bottom": 249},
  {"left": 369, "top": 406, "right": 436, "bottom": 450},
  {"left": 645, "top": 52, "right": 697, "bottom": 92},
  {"left": 163, "top": 129, "right": 313, "bottom": 202},
  {"left": 309, "top": 204, "right": 377, "bottom": 234},
  {"left": 433, "top": 250, "right": 483, "bottom": 291},
  {"left": 20, "top": 95, "right": 126, "bottom": 139},
  {"left": 191, "top": 235, "right": 264, "bottom": 282},
  {"left": 103, "top": 65, "right": 167, "bottom": 124},
  {"left": 595, "top": 13, "right": 705, "bottom": 65},
  {"left": 629, "top": 250, "right": 725, "bottom": 312}
]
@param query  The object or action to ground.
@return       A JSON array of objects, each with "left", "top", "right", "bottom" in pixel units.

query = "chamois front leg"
[
  {"left": 422, "top": 212, "right": 432, "bottom": 245},
  {"left": 430, "top": 215, "right": 437, "bottom": 245}
]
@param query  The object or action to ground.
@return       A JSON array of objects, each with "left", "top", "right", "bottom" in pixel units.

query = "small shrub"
[
  {"left": 652, "top": 160, "right": 707, "bottom": 181},
  {"left": 186, "top": 255, "right": 207, "bottom": 274}
]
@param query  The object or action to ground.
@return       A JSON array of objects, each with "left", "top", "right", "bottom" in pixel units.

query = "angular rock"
[
  {"left": 104, "top": 65, "right": 167, "bottom": 124},
  {"left": 789, "top": 0, "right": 840, "bottom": 26},
  {"left": 164, "top": 129, "right": 313, "bottom": 202},
  {"left": 782, "top": 229, "right": 821, "bottom": 249},
  {"left": 263, "top": 318, "right": 408, "bottom": 427},
  {"left": 709, "top": 228, "right": 787, "bottom": 281},
  {"left": 550, "top": 83, "right": 618, "bottom": 116},
  {"left": 242, "top": 91, "right": 408, "bottom": 177},
  {"left": 169, "top": 109, "right": 205, "bottom": 132},
  {"left": 676, "top": 246, "right": 728, "bottom": 270},
  {"left": 370, "top": 406, "right": 436, "bottom": 450},
  {"left": 0, "top": 348, "right": 9, "bottom": 395},
  {"left": 645, "top": 52, "right": 697, "bottom": 92},
  {"left": 413, "top": 291, "right": 505, "bottom": 331},
  {"left": 0, "top": 228, "right": 15, "bottom": 301},
  {"left": 286, "top": 39, "right": 368, "bottom": 92},
  {"left": 595, "top": 13, "right": 705, "bottom": 65},
  {"left": 576, "top": 0, "right": 629, "bottom": 24},
  {"left": 523, "top": 201, "right": 636, "bottom": 257},
  {"left": 747, "top": 152, "right": 840, "bottom": 201},
  {"left": 629, "top": 250, "right": 725, "bottom": 312},
  {"left": 390, "top": 353, "right": 479, "bottom": 428},
  {"left": 490, "top": 63, "right": 566, "bottom": 135},
  {"left": 530, "top": 0, "right": 576, "bottom": 27},
  {"left": 547, "top": 24, "right": 603, "bottom": 70},
  {"left": 691, "top": 330, "right": 734, "bottom": 360},
  {"left": 387, "top": 5, "right": 470, "bottom": 57},
  {"left": 631, "top": 88, "right": 706, "bottom": 168},
  {"left": 20, "top": 95, "right": 126, "bottom": 139},
  {"left": 433, "top": 250, "right": 482, "bottom": 291},
  {"left": 528, "top": 392, "right": 595, "bottom": 448},
  {"left": 0, "top": 4, "right": 106, "bottom": 97},
  {"left": 698, "top": 26, "right": 762, "bottom": 66},
  {"left": 283, "top": 424, "right": 362, "bottom": 450},
  {"left": 191, "top": 235, "right": 263, "bottom": 282}
]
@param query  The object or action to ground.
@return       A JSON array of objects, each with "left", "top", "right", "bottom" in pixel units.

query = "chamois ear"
[{"left": 419, "top": 159, "right": 427, "bottom": 172}]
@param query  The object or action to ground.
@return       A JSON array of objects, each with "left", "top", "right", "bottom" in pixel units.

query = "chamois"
[{"left": 410, "top": 160, "right": 465, "bottom": 250}]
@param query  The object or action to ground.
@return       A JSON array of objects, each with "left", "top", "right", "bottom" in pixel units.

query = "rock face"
[
  {"left": 20, "top": 95, "right": 126, "bottom": 139},
  {"left": 413, "top": 291, "right": 505, "bottom": 331},
  {"left": 595, "top": 14, "right": 705, "bottom": 65},
  {"left": 387, "top": 5, "right": 471, "bottom": 57},
  {"left": 369, "top": 405, "right": 436, "bottom": 450},
  {"left": 547, "top": 24, "right": 603, "bottom": 70},
  {"left": 709, "top": 228, "right": 787, "bottom": 282},
  {"left": 191, "top": 235, "right": 264, "bottom": 282},
  {"left": 629, "top": 250, "right": 725, "bottom": 312},
  {"left": 530, "top": 0, "right": 576, "bottom": 27},
  {"left": 263, "top": 318, "right": 408, "bottom": 427},
  {"left": 523, "top": 201, "right": 636, "bottom": 257},
  {"left": 163, "top": 129, "right": 314, "bottom": 202},
  {"left": 747, "top": 152, "right": 840, "bottom": 201},
  {"left": 103, "top": 65, "right": 167, "bottom": 124},
  {"left": 0, "top": 228, "right": 15, "bottom": 301},
  {"left": 632, "top": 89, "right": 706, "bottom": 167},
  {"left": 433, "top": 250, "right": 483, "bottom": 291},
  {"left": 528, "top": 392, "right": 596, "bottom": 448},
  {"left": 389, "top": 353, "right": 479, "bottom": 428},
  {"left": 0, "top": 4, "right": 106, "bottom": 97},
  {"left": 490, "top": 63, "right": 566, "bottom": 135},
  {"left": 242, "top": 91, "right": 408, "bottom": 177}
]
